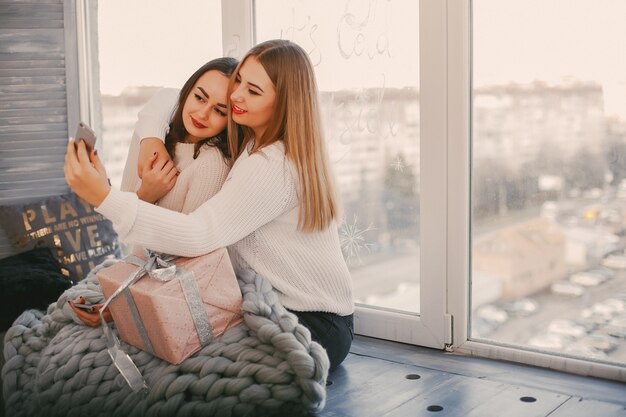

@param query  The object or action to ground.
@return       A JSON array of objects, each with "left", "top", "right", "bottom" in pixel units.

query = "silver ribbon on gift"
[{"left": 100, "top": 250, "right": 214, "bottom": 393}]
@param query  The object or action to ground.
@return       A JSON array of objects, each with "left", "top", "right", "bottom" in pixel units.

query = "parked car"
[
  {"left": 591, "top": 299, "right": 626, "bottom": 317},
  {"left": 547, "top": 319, "right": 587, "bottom": 338},
  {"left": 579, "top": 333, "right": 618, "bottom": 353},
  {"left": 572, "top": 318, "right": 597, "bottom": 333},
  {"left": 550, "top": 280, "right": 584, "bottom": 297},
  {"left": 475, "top": 305, "right": 509, "bottom": 326},
  {"left": 601, "top": 254, "right": 626, "bottom": 269},
  {"left": 528, "top": 334, "right": 572, "bottom": 350},
  {"left": 581, "top": 308, "right": 612, "bottom": 327},
  {"left": 471, "top": 317, "right": 495, "bottom": 338},
  {"left": 563, "top": 343, "right": 608, "bottom": 360},
  {"left": 588, "top": 267, "right": 614, "bottom": 280},
  {"left": 569, "top": 272, "right": 606, "bottom": 287},
  {"left": 500, "top": 298, "right": 539, "bottom": 317},
  {"left": 605, "top": 317, "right": 626, "bottom": 338}
]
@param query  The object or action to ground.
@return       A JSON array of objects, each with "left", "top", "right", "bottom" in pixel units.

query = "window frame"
[
  {"left": 221, "top": 0, "right": 451, "bottom": 349},
  {"left": 74, "top": 0, "right": 101, "bottom": 147}
]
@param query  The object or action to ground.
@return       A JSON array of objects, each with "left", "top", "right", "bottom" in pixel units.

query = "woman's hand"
[
  {"left": 137, "top": 152, "right": 178, "bottom": 203},
  {"left": 64, "top": 139, "right": 111, "bottom": 207},
  {"left": 138, "top": 138, "right": 168, "bottom": 178},
  {"left": 69, "top": 296, "right": 112, "bottom": 327}
]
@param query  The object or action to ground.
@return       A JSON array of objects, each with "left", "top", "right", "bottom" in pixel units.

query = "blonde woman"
[{"left": 64, "top": 39, "right": 354, "bottom": 370}]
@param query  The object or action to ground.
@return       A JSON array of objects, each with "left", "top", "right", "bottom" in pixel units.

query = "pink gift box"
[{"left": 98, "top": 248, "right": 243, "bottom": 364}]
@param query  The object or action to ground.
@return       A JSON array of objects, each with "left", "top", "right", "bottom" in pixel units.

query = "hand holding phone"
[{"left": 74, "top": 122, "right": 97, "bottom": 152}]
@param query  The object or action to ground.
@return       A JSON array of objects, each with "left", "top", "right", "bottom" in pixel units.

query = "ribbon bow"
[{"left": 141, "top": 250, "right": 178, "bottom": 282}]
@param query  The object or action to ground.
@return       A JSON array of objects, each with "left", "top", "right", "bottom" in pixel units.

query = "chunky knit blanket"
[{"left": 2, "top": 260, "right": 329, "bottom": 417}]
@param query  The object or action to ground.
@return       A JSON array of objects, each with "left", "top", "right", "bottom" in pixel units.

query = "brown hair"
[
  {"left": 226, "top": 40, "right": 340, "bottom": 232},
  {"left": 165, "top": 57, "right": 238, "bottom": 161}
]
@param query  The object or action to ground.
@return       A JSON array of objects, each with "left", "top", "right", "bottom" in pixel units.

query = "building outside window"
[{"left": 471, "top": 0, "right": 626, "bottom": 366}]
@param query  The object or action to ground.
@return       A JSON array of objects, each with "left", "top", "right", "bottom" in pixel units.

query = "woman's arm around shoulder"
[
  {"left": 136, "top": 88, "right": 179, "bottom": 177},
  {"left": 135, "top": 88, "right": 180, "bottom": 141}
]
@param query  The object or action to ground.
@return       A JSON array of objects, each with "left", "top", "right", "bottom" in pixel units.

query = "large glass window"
[
  {"left": 471, "top": 0, "right": 626, "bottom": 366},
  {"left": 256, "top": 0, "right": 421, "bottom": 313},
  {"left": 97, "top": 0, "right": 222, "bottom": 188},
  {"left": 91, "top": 0, "right": 624, "bottom": 375}
]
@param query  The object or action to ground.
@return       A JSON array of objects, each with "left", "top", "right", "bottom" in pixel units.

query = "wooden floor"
[
  {"left": 317, "top": 336, "right": 626, "bottom": 417},
  {"left": 2, "top": 332, "right": 625, "bottom": 416}
]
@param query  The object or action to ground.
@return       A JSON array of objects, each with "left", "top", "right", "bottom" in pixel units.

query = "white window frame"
[
  {"left": 220, "top": 0, "right": 451, "bottom": 349},
  {"left": 73, "top": 0, "right": 101, "bottom": 148}
]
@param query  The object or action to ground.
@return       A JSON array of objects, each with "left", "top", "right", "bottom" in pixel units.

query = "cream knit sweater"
[
  {"left": 97, "top": 89, "right": 354, "bottom": 315},
  {"left": 120, "top": 126, "right": 229, "bottom": 214}
]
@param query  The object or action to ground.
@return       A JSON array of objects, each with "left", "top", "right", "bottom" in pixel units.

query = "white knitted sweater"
[
  {"left": 97, "top": 89, "right": 354, "bottom": 315},
  {"left": 120, "top": 125, "right": 229, "bottom": 214}
]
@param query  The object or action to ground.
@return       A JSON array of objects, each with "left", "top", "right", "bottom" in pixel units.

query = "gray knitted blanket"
[{"left": 2, "top": 260, "right": 329, "bottom": 417}]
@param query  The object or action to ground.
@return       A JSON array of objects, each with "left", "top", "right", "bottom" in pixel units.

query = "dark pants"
[{"left": 288, "top": 310, "right": 354, "bottom": 371}]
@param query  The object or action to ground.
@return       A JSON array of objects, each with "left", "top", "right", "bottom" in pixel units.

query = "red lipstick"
[
  {"left": 232, "top": 105, "right": 246, "bottom": 115},
  {"left": 191, "top": 116, "right": 207, "bottom": 129}
]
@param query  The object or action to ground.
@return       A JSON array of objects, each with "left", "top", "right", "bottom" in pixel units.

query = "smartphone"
[{"left": 75, "top": 122, "right": 97, "bottom": 152}]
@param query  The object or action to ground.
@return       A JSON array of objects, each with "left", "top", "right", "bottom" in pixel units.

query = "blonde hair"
[{"left": 227, "top": 39, "right": 340, "bottom": 232}]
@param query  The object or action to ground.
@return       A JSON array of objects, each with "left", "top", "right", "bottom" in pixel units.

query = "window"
[
  {"left": 83, "top": 0, "right": 626, "bottom": 380},
  {"left": 470, "top": 0, "right": 626, "bottom": 370},
  {"left": 96, "top": 0, "right": 222, "bottom": 188},
  {"left": 255, "top": 0, "right": 421, "bottom": 314}
]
